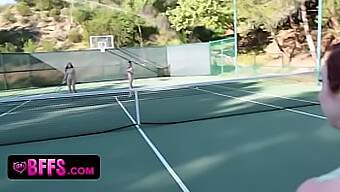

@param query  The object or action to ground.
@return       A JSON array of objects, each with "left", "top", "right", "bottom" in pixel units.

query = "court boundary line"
[
  {"left": 0, "top": 100, "right": 31, "bottom": 118},
  {"left": 114, "top": 97, "right": 190, "bottom": 192},
  {"left": 215, "top": 84, "right": 320, "bottom": 105},
  {"left": 195, "top": 88, "right": 326, "bottom": 120},
  {"left": 0, "top": 71, "right": 315, "bottom": 104}
]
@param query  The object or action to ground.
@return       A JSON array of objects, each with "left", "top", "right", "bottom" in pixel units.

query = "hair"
[
  {"left": 327, "top": 46, "right": 340, "bottom": 93},
  {"left": 128, "top": 61, "right": 132, "bottom": 67},
  {"left": 65, "top": 62, "right": 74, "bottom": 71}
]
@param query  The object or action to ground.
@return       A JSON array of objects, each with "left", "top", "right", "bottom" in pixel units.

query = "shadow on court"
[{"left": 0, "top": 80, "right": 330, "bottom": 192}]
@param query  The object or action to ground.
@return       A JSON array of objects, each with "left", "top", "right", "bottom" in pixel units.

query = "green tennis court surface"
[{"left": 1, "top": 73, "right": 340, "bottom": 192}]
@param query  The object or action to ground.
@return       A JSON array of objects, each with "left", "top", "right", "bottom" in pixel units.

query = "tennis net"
[{"left": 0, "top": 71, "right": 320, "bottom": 146}]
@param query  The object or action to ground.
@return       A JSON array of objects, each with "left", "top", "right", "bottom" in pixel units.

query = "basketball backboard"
[{"left": 90, "top": 35, "right": 115, "bottom": 51}]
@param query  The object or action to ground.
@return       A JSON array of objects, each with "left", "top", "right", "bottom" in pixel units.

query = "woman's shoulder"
[{"left": 297, "top": 167, "right": 340, "bottom": 192}]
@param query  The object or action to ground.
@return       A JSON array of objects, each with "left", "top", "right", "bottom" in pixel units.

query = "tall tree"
[
  {"left": 300, "top": 0, "right": 317, "bottom": 61},
  {"left": 167, "top": 0, "right": 234, "bottom": 41},
  {"left": 239, "top": 0, "right": 302, "bottom": 57}
]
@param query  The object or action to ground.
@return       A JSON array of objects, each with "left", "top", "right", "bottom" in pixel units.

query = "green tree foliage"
[
  {"left": 238, "top": 0, "right": 302, "bottom": 32},
  {"left": 49, "top": 8, "right": 61, "bottom": 21},
  {"left": 123, "top": 0, "right": 156, "bottom": 11},
  {"left": 16, "top": 0, "right": 69, "bottom": 10},
  {"left": 167, "top": 0, "right": 234, "bottom": 37},
  {"left": 0, "top": 43, "right": 17, "bottom": 53},
  {"left": 73, "top": 8, "right": 93, "bottom": 24},
  {"left": 16, "top": 2, "right": 33, "bottom": 16},
  {"left": 68, "top": 29, "right": 83, "bottom": 43},
  {"left": 82, "top": 9, "right": 145, "bottom": 46},
  {"left": 16, "top": 0, "right": 35, "bottom": 7},
  {"left": 323, "top": 0, "right": 340, "bottom": 32},
  {"left": 23, "top": 39, "right": 37, "bottom": 52},
  {"left": 35, "top": 0, "right": 52, "bottom": 11}
]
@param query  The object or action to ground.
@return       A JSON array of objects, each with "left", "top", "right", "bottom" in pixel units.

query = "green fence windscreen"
[
  {"left": 0, "top": 46, "right": 168, "bottom": 90},
  {"left": 210, "top": 38, "right": 236, "bottom": 75}
]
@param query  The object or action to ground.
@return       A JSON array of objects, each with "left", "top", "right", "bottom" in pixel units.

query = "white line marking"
[
  {"left": 215, "top": 84, "right": 319, "bottom": 105},
  {"left": 0, "top": 100, "right": 31, "bottom": 118},
  {"left": 195, "top": 88, "right": 326, "bottom": 120},
  {"left": 114, "top": 97, "right": 190, "bottom": 192}
]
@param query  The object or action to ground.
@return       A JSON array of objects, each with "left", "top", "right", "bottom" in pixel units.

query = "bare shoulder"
[{"left": 297, "top": 167, "right": 340, "bottom": 192}]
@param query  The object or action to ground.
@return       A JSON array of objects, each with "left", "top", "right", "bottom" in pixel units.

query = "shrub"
[
  {"left": 16, "top": 2, "right": 32, "bottom": 16},
  {"left": 3, "top": 11, "right": 16, "bottom": 23},
  {"left": 23, "top": 39, "right": 37, "bottom": 52},
  {"left": 35, "top": 0, "right": 52, "bottom": 11},
  {"left": 0, "top": 43, "right": 17, "bottom": 53},
  {"left": 68, "top": 30, "right": 82, "bottom": 43},
  {"left": 42, "top": 41, "right": 56, "bottom": 52},
  {"left": 73, "top": 8, "right": 93, "bottom": 24},
  {"left": 49, "top": 8, "right": 61, "bottom": 21}
]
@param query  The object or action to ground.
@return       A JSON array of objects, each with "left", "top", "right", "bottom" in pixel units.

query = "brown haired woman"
[
  {"left": 63, "top": 62, "right": 77, "bottom": 93},
  {"left": 126, "top": 61, "right": 134, "bottom": 96},
  {"left": 296, "top": 46, "right": 340, "bottom": 192}
]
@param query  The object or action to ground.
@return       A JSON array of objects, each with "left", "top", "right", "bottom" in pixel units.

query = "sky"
[{"left": 0, "top": 0, "right": 16, "bottom": 5}]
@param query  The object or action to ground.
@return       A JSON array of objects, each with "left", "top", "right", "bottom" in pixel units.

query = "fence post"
[
  {"left": 0, "top": 54, "right": 8, "bottom": 90},
  {"left": 28, "top": 53, "right": 33, "bottom": 87},
  {"left": 220, "top": 40, "right": 224, "bottom": 74}
]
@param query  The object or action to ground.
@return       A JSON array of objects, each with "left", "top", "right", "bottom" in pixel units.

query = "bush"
[
  {"left": 3, "top": 11, "right": 16, "bottom": 23},
  {"left": 23, "top": 39, "right": 37, "bottom": 53},
  {"left": 35, "top": 0, "right": 52, "bottom": 11},
  {"left": 16, "top": 2, "right": 32, "bottom": 16},
  {"left": 73, "top": 8, "right": 93, "bottom": 24},
  {"left": 17, "top": 0, "right": 35, "bottom": 7},
  {"left": 42, "top": 42, "right": 56, "bottom": 52},
  {"left": 84, "top": 10, "right": 145, "bottom": 46},
  {"left": 51, "top": 0, "right": 69, "bottom": 9},
  {"left": 49, "top": 8, "right": 61, "bottom": 21},
  {"left": 0, "top": 43, "right": 17, "bottom": 53},
  {"left": 49, "top": 8, "right": 60, "bottom": 17},
  {"left": 68, "top": 30, "right": 82, "bottom": 43}
]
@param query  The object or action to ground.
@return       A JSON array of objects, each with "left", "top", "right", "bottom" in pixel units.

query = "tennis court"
[{"left": 1, "top": 72, "right": 340, "bottom": 192}]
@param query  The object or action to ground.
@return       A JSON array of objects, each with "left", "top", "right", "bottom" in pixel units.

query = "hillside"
[
  {"left": 0, "top": 0, "right": 339, "bottom": 70},
  {"left": 0, "top": 0, "right": 176, "bottom": 52}
]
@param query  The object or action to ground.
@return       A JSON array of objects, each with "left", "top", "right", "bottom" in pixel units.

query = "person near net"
[
  {"left": 296, "top": 45, "right": 340, "bottom": 192},
  {"left": 126, "top": 61, "right": 134, "bottom": 96},
  {"left": 62, "top": 62, "right": 77, "bottom": 93}
]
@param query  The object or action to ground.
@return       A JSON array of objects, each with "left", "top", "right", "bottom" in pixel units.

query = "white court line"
[
  {"left": 195, "top": 88, "right": 326, "bottom": 120},
  {"left": 215, "top": 84, "right": 320, "bottom": 105},
  {"left": 0, "top": 100, "right": 31, "bottom": 118},
  {"left": 114, "top": 97, "right": 190, "bottom": 192}
]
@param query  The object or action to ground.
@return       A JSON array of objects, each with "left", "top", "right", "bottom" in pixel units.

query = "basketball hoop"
[{"left": 90, "top": 35, "right": 114, "bottom": 52}]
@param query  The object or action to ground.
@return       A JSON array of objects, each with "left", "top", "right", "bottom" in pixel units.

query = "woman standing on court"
[
  {"left": 296, "top": 46, "right": 340, "bottom": 192},
  {"left": 63, "top": 62, "right": 77, "bottom": 93},
  {"left": 126, "top": 61, "right": 134, "bottom": 96}
]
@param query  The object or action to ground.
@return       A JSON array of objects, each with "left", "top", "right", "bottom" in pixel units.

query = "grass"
[{"left": 238, "top": 53, "right": 283, "bottom": 67}]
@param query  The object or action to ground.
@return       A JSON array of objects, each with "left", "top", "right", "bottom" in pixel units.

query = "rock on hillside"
[{"left": 0, "top": 5, "right": 87, "bottom": 51}]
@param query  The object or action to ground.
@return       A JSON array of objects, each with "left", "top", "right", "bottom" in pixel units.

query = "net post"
[{"left": 134, "top": 90, "right": 141, "bottom": 125}]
